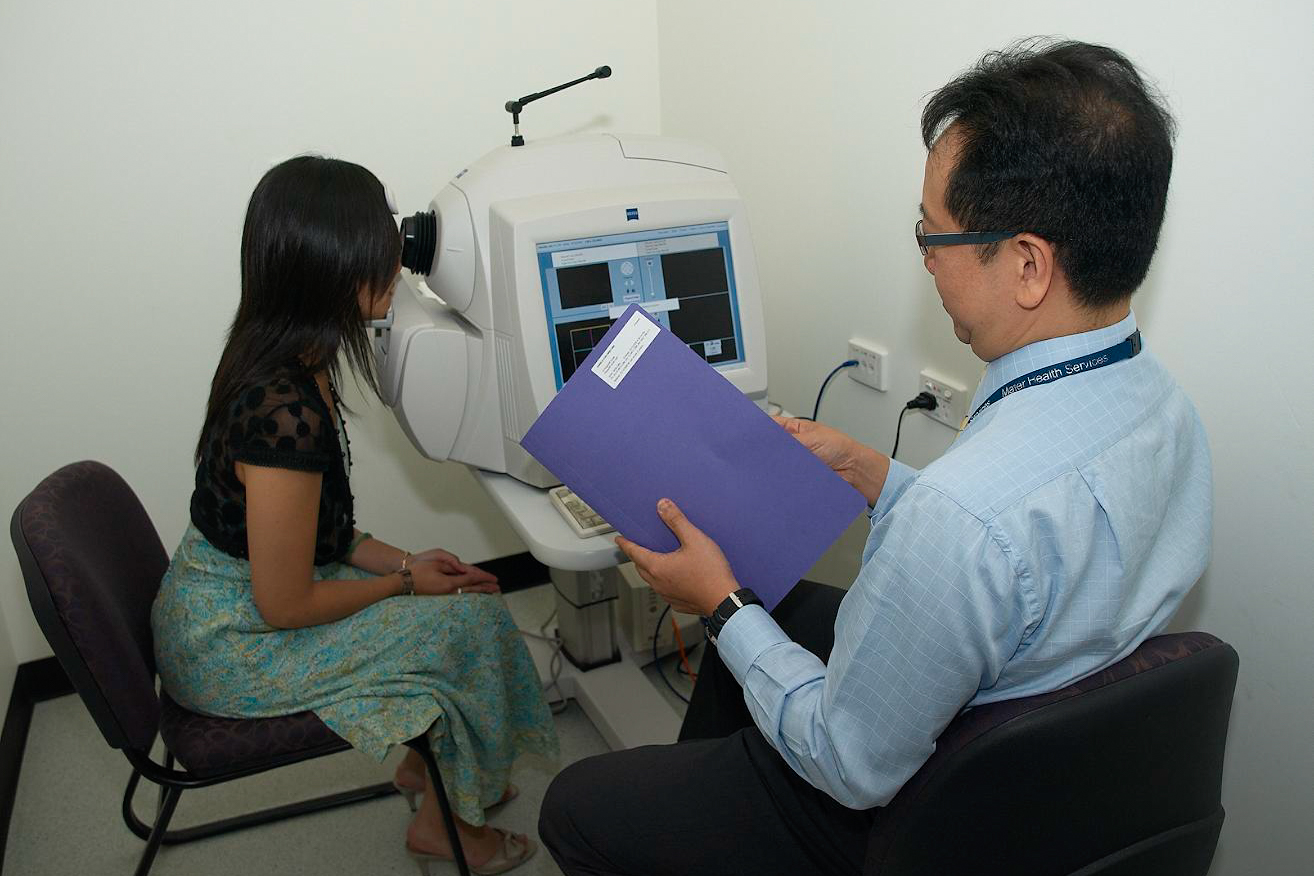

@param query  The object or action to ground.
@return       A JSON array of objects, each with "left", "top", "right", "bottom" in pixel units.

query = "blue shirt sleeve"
[
  {"left": 716, "top": 482, "right": 1034, "bottom": 809},
  {"left": 869, "top": 458, "right": 918, "bottom": 521}
]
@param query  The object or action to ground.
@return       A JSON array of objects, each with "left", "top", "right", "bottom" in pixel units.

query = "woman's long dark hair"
[{"left": 196, "top": 156, "right": 400, "bottom": 460}]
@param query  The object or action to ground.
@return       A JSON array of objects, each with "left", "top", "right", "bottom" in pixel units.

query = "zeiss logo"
[{"left": 625, "top": 208, "right": 639, "bottom": 221}]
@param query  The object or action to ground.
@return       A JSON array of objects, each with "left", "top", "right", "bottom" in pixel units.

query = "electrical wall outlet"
[
  {"left": 919, "top": 370, "right": 969, "bottom": 430},
  {"left": 847, "top": 339, "right": 888, "bottom": 391}
]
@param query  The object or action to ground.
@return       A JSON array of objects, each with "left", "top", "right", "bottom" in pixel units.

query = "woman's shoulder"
[
  {"left": 233, "top": 361, "right": 325, "bottom": 420},
  {"left": 221, "top": 362, "right": 334, "bottom": 470}
]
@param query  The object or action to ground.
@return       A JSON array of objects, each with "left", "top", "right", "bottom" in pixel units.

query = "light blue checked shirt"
[{"left": 718, "top": 311, "right": 1212, "bottom": 809}]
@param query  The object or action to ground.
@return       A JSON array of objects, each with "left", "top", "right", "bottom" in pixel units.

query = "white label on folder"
[{"left": 593, "top": 312, "right": 658, "bottom": 389}]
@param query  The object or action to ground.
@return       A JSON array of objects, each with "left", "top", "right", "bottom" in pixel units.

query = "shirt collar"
[{"left": 970, "top": 310, "right": 1140, "bottom": 412}]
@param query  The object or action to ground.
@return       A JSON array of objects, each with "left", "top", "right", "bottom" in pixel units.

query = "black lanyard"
[{"left": 965, "top": 330, "right": 1142, "bottom": 428}]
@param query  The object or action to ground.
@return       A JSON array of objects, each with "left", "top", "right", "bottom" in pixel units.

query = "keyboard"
[{"left": 548, "top": 486, "right": 616, "bottom": 538}]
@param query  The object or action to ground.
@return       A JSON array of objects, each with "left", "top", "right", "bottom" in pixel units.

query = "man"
[{"left": 540, "top": 39, "right": 1211, "bottom": 876}]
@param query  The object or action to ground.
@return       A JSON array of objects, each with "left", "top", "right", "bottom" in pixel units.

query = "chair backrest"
[
  {"left": 10, "top": 460, "right": 168, "bottom": 752},
  {"left": 867, "top": 631, "right": 1239, "bottom": 876}
]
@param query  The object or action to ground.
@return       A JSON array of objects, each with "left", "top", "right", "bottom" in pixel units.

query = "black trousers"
[{"left": 539, "top": 581, "right": 877, "bottom": 876}]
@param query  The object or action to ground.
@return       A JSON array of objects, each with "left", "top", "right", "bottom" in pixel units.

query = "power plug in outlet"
[
  {"left": 919, "top": 370, "right": 969, "bottom": 429},
  {"left": 847, "top": 339, "right": 888, "bottom": 391}
]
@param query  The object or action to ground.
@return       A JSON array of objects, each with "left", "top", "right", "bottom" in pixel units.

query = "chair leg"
[
  {"left": 406, "top": 736, "right": 471, "bottom": 876},
  {"left": 157, "top": 751, "right": 175, "bottom": 820},
  {"left": 133, "top": 784, "right": 182, "bottom": 876},
  {"left": 122, "top": 769, "right": 150, "bottom": 841}
]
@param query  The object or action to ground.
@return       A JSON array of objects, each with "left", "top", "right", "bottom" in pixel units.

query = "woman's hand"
[
  {"left": 410, "top": 558, "right": 501, "bottom": 596},
  {"left": 411, "top": 547, "right": 466, "bottom": 575},
  {"left": 615, "top": 499, "right": 739, "bottom": 617},
  {"left": 411, "top": 548, "right": 499, "bottom": 592},
  {"left": 773, "top": 415, "right": 889, "bottom": 505}
]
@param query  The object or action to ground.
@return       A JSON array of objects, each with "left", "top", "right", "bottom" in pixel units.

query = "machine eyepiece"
[{"left": 400, "top": 210, "right": 437, "bottom": 275}]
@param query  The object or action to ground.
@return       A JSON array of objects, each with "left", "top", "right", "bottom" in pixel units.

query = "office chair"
[
  {"left": 865, "top": 630, "right": 1239, "bottom": 876},
  {"left": 11, "top": 460, "right": 472, "bottom": 876}
]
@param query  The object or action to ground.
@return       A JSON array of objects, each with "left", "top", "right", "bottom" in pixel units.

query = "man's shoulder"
[{"left": 917, "top": 353, "right": 1204, "bottom": 521}]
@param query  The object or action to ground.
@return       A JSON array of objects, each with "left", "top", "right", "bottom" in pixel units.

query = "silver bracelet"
[{"left": 398, "top": 552, "right": 415, "bottom": 596}]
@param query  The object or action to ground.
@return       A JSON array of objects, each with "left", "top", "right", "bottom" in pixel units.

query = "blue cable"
[
  {"left": 809, "top": 360, "right": 860, "bottom": 422},
  {"left": 652, "top": 604, "right": 691, "bottom": 705}
]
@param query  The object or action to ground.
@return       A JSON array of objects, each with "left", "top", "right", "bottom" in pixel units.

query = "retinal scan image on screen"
[
  {"left": 536, "top": 222, "right": 745, "bottom": 388},
  {"left": 556, "top": 263, "right": 614, "bottom": 310}
]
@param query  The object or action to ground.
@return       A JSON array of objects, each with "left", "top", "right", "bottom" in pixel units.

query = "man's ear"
[{"left": 1012, "top": 234, "right": 1055, "bottom": 310}]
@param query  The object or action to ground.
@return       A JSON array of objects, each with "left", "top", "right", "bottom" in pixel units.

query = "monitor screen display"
[{"left": 536, "top": 221, "right": 745, "bottom": 388}]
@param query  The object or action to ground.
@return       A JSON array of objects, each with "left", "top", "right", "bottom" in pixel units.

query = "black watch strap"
[{"left": 705, "top": 588, "right": 763, "bottom": 645}]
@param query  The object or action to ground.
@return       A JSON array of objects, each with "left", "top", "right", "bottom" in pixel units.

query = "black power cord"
[
  {"left": 652, "top": 604, "right": 692, "bottom": 704},
  {"left": 806, "top": 359, "right": 859, "bottom": 422},
  {"left": 891, "top": 392, "right": 937, "bottom": 460},
  {"left": 675, "top": 641, "right": 704, "bottom": 676}
]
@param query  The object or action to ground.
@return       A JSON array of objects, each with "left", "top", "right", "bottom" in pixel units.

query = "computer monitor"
[
  {"left": 376, "top": 134, "right": 769, "bottom": 488},
  {"left": 537, "top": 221, "right": 747, "bottom": 388}
]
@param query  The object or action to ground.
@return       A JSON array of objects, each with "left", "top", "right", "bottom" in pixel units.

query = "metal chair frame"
[{"left": 109, "top": 736, "right": 468, "bottom": 876}]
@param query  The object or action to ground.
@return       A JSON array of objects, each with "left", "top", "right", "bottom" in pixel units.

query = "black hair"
[
  {"left": 196, "top": 155, "right": 399, "bottom": 460},
  {"left": 922, "top": 38, "right": 1176, "bottom": 308}
]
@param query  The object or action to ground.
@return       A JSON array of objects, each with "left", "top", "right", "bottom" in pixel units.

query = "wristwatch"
[{"left": 704, "top": 588, "right": 763, "bottom": 645}]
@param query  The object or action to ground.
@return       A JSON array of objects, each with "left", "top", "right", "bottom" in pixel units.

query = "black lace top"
[{"left": 190, "top": 361, "right": 355, "bottom": 565}]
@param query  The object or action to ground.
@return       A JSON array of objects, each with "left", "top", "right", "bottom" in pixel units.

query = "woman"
[{"left": 151, "top": 155, "right": 556, "bottom": 875}]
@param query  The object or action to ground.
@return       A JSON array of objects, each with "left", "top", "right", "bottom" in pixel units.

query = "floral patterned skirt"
[{"left": 151, "top": 525, "right": 558, "bottom": 824}]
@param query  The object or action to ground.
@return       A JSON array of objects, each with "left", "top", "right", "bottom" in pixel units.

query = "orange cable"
[{"left": 671, "top": 613, "right": 697, "bottom": 683}]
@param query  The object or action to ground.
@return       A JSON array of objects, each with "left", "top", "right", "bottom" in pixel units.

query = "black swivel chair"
[
  {"left": 11, "top": 460, "right": 473, "bottom": 876},
  {"left": 865, "top": 630, "right": 1239, "bottom": 875}
]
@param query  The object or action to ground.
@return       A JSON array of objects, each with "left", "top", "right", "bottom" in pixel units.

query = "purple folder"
[{"left": 520, "top": 304, "right": 866, "bottom": 609}]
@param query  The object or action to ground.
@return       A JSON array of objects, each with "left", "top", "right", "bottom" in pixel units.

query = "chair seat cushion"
[{"left": 158, "top": 691, "right": 348, "bottom": 778}]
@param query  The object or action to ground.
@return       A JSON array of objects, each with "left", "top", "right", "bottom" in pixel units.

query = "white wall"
[
  {"left": 657, "top": 1, "right": 1313, "bottom": 873},
  {"left": 0, "top": 0, "right": 662, "bottom": 663}
]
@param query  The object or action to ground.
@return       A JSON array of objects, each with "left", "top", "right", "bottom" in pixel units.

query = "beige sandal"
[
  {"left": 407, "top": 828, "right": 536, "bottom": 875},
  {"left": 393, "top": 779, "right": 422, "bottom": 813}
]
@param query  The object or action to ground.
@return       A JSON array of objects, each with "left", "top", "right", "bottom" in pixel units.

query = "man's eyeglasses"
[{"left": 915, "top": 219, "right": 1019, "bottom": 256}]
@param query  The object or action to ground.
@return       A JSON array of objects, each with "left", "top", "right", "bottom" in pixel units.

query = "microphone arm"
[{"left": 505, "top": 65, "right": 611, "bottom": 146}]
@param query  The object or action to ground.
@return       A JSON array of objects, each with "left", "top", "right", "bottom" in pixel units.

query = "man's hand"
[
  {"left": 412, "top": 547, "right": 499, "bottom": 591},
  {"left": 615, "top": 499, "right": 740, "bottom": 617},
  {"left": 773, "top": 416, "right": 890, "bottom": 505}
]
